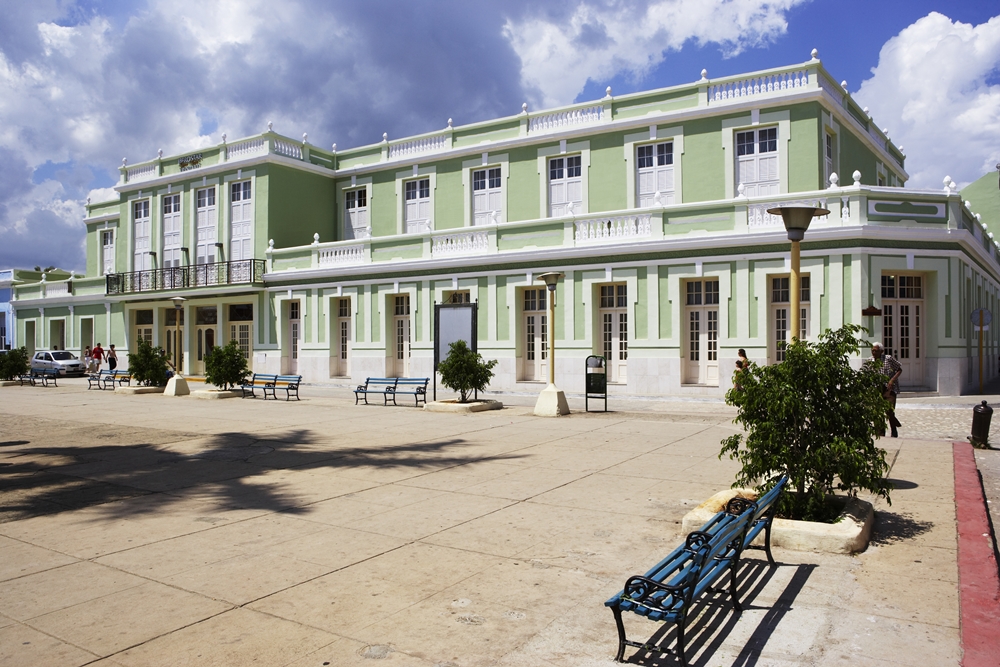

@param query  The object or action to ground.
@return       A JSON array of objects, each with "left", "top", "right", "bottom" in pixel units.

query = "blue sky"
[{"left": 1, "top": 0, "right": 998, "bottom": 272}]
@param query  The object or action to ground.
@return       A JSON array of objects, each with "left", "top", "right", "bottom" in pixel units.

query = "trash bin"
[
  {"left": 970, "top": 400, "right": 993, "bottom": 447},
  {"left": 585, "top": 355, "right": 607, "bottom": 412}
]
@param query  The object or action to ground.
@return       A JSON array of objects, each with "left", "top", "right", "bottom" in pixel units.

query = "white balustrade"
[
  {"left": 819, "top": 76, "right": 844, "bottom": 100},
  {"left": 708, "top": 70, "right": 808, "bottom": 103},
  {"left": 126, "top": 163, "right": 156, "bottom": 183},
  {"left": 273, "top": 138, "right": 303, "bottom": 159},
  {"left": 432, "top": 231, "right": 489, "bottom": 257},
  {"left": 748, "top": 199, "right": 829, "bottom": 229},
  {"left": 868, "top": 126, "right": 886, "bottom": 150},
  {"left": 528, "top": 105, "right": 604, "bottom": 133},
  {"left": 227, "top": 137, "right": 267, "bottom": 160},
  {"left": 45, "top": 282, "right": 70, "bottom": 297},
  {"left": 574, "top": 215, "right": 652, "bottom": 243},
  {"left": 388, "top": 133, "right": 449, "bottom": 159},
  {"left": 318, "top": 244, "right": 366, "bottom": 266}
]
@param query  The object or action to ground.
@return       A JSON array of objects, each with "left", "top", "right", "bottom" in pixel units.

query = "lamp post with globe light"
[
  {"left": 533, "top": 271, "right": 569, "bottom": 416},
  {"left": 164, "top": 296, "right": 190, "bottom": 396},
  {"left": 766, "top": 206, "right": 829, "bottom": 342}
]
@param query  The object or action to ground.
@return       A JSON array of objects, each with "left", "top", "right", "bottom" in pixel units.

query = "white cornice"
[{"left": 114, "top": 153, "right": 336, "bottom": 193}]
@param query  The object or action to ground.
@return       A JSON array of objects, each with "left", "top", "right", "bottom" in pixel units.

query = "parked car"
[{"left": 31, "top": 350, "right": 86, "bottom": 376}]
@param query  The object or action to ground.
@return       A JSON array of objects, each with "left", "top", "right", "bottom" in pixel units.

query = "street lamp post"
[
  {"left": 766, "top": 206, "right": 829, "bottom": 342},
  {"left": 533, "top": 272, "right": 569, "bottom": 416},
  {"left": 165, "top": 296, "right": 190, "bottom": 396}
]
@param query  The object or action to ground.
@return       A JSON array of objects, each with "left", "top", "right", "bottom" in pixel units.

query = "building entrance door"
[
  {"left": 335, "top": 298, "right": 351, "bottom": 377},
  {"left": 288, "top": 301, "right": 300, "bottom": 374},
  {"left": 522, "top": 288, "right": 547, "bottom": 381},
  {"left": 881, "top": 274, "right": 924, "bottom": 389},
  {"left": 392, "top": 295, "right": 410, "bottom": 377},
  {"left": 684, "top": 280, "right": 719, "bottom": 385},
  {"left": 599, "top": 284, "right": 628, "bottom": 382}
]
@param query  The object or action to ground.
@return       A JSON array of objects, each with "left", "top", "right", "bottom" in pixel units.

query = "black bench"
[
  {"left": 263, "top": 374, "right": 302, "bottom": 401},
  {"left": 241, "top": 373, "right": 277, "bottom": 398},
  {"left": 605, "top": 476, "right": 787, "bottom": 664},
  {"left": 354, "top": 377, "right": 430, "bottom": 407}
]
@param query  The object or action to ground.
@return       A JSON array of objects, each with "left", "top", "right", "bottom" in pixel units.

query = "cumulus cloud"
[
  {"left": 854, "top": 12, "right": 1000, "bottom": 189},
  {"left": 503, "top": 0, "right": 808, "bottom": 108}
]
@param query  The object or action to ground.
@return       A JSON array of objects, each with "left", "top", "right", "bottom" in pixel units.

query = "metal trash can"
[
  {"left": 585, "top": 355, "right": 607, "bottom": 412},
  {"left": 970, "top": 400, "right": 993, "bottom": 447}
]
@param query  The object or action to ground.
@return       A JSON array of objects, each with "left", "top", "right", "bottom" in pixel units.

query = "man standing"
[
  {"left": 870, "top": 342, "right": 902, "bottom": 438},
  {"left": 92, "top": 342, "right": 105, "bottom": 371}
]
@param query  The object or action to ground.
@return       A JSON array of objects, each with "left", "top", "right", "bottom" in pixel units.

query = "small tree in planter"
[
  {"left": 720, "top": 324, "right": 892, "bottom": 522},
  {"left": 204, "top": 340, "right": 250, "bottom": 391},
  {"left": 437, "top": 339, "right": 498, "bottom": 403},
  {"left": 127, "top": 338, "right": 169, "bottom": 386},
  {"left": 0, "top": 347, "right": 29, "bottom": 381}
]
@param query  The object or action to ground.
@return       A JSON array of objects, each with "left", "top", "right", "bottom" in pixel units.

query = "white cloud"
[
  {"left": 854, "top": 12, "right": 1000, "bottom": 189},
  {"left": 503, "top": 0, "right": 807, "bottom": 108}
]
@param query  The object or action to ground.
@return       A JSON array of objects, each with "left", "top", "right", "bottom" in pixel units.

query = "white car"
[{"left": 31, "top": 351, "right": 87, "bottom": 376}]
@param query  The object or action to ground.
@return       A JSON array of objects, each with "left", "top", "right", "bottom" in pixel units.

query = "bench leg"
[
  {"left": 611, "top": 607, "right": 627, "bottom": 662},
  {"left": 730, "top": 553, "right": 742, "bottom": 612},
  {"left": 764, "top": 518, "right": 776, "bottom": 566},
  {"left": 676, "top": 617, "right": 687, "bottom": 665}
]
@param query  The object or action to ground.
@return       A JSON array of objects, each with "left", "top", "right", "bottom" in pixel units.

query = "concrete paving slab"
[
  {"left": 0, "top": 535, "right": 78, "bottom": 582},
  {"left": 163, "top": 551, "right": 332, "bottom": 605},
  {"left": 0, "top": 561, "right": 146, "bottom": 621},
  {"left": 261, "top": 524, "right": 408, "bottom": 570},
  {"left": 0, "top": 621, "right": 99, "bottom": 667},
  {"left": 342, "top": 492, "right": 513, "bottom": 541}
]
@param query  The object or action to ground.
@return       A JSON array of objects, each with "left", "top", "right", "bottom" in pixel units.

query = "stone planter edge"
[{"left": 424, "top": 399, "right": 504, "bottom": 413}]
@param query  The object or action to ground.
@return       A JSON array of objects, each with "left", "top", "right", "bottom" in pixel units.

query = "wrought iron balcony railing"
[{"left": 105, "top": 259, "right": 266, "bottom": 295}]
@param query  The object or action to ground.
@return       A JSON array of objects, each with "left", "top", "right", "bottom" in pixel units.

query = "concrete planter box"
[
  {"left": 191, "top": 389, "right": 242, "bottom": 400},
  {"left": 682, "top": 488, "right": 874, "bottom": 554},
  {"left": 424, "top": 399, "right": 503, "bottom": 414},
  {"left": 114, "top": 386, "right": 166, "bottom": 395}
]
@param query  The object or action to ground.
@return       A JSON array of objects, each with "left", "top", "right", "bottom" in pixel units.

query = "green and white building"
[{"left": 12, "top": 52, "right": 1000, "bottom": 395}]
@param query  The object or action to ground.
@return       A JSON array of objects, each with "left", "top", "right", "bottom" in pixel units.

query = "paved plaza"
[{"left": 0, "top": 380, "right": 989, "bottom": 666}]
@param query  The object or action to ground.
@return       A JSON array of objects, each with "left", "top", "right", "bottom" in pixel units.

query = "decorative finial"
[
  {"left": 863, "top": 106, "right": 870, "bottom": 117},
  {"left": 521, "top": 102, "right": 528, "bottom": 114},
  {"left": 810, "top": 48, "right": 819, "bottom": 60},
  {"left": 302, "top": 133, "right": 308, "bottom": 144},
  {"left": 852, "top": 170, "right": 862, "bottom": 185},
  {"left": 965, "top": 200, "right": 972, "bottom": 209},
  {"left": 268, "top": 239, "right": 274, "bottom": 250},
  {"left": 882, "top": 128, "right": 889, "bottom": 137},
  {"left": 605, "top": 86, "right": 612, "bottom": 98},
  {"left": 86, "top": 197, "right": 91, "bottom": 206},
  {"left": 829, "top": 172, "right": 839, "bottom": 188},
  {"left": 949, "top": 180, "right": 958, "bottom": 192},
  {"left": 221, "top": 133, "right": 226, "bottom": 143},
  {"left": 122, "top": 157, "right": 127, "bottom": 166},
  {"left": 157, "top": 149, "right": 163, "bottom": 159},
  {"left": 944, "top": 175, "right": 952, "bottom": 185},
  {"left": 737, "top": 182, "right": 746, "bottom": 197},
  {"left": 267, "top": 120, "right": 273, "bottom": 131},
  {"left": 700, "top": 69, "right": 708, "bottom": 81},
  {"left": 447, "top": 118, "right": 453, "bottom": 128},
  {"left": 382, "top": 132, "right": 388, "bottom": 142},
  {"left": 332, "top": 143, "right": 337, "bottom": 152},
  {"left": 313, "top": 232, "right": 320, "bottom": 245},
  {"left": 840, "top": 80, "right": 848, "bottom": 90},
  {"left": 898, "top": 145, "right": 904, "bottom": 152}
]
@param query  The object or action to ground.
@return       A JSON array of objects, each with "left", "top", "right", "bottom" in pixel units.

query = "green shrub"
[
  {"left": 0, "top": 347, "right": 30, "bottom": 381},
  {"left": 204, "top": 339, "right": 250, "bottom": 391},
  {"left": 127, "top": 338, "right": 169, "bottom": 386},
  {"left": 720, "top": 324, "right": 892, "bottom": 521},
  {"left": 437, "top": 339, "right": 497, "bottom": 403}
]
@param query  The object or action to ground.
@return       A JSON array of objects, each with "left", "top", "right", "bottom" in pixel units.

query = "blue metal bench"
[
  {"left": 354, "top": 378, "right": 398, "bottom": 405},
  {"left": 28, "top": 368, "right": 60, "bottom": 387},
  {"left": 388, "top": 378, "right": 429, "bottom": 407},
  {"left": 605, "top": 476, "right": 787, "bottom": 664},
  {"left": 241, "top": 373, "right": 277, "bottom": 398},
  {"left": 88, "top": 369, "right": 114, "bottom": 390},
  {"left": 264, "top": 374, "right": 302, "bottom": 401}
]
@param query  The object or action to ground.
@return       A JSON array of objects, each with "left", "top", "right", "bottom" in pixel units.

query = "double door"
[
  {"left": 599, "top": 284, "right": 627, "bottom": 383},
  {"left": 523, "top": 288, "right": 547, "bottom": 381},
  {"left": 882, "top": 300, "right": 923, "bottom": 389},
  {"left": 393, "top": 295, "right": 410, "bottom": 377}
]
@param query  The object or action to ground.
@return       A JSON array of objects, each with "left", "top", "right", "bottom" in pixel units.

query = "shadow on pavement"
[
  {"left": 0, "top": 425, "right": 525, "bottom": 523},
  {"left": 868, "top": 509, "right": 934, "bottom": 545},
  {"left": 619, "top": 560, "right": 815, "bottom": 665}
]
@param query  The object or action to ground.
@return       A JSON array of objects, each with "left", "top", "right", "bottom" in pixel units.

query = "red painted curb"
[{"left": 953, "top": 442, "right": 1000, "bottom": 667}]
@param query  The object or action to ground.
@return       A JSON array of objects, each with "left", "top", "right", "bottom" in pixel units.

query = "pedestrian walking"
[
  {"left": 107, "top": 344, "right": 118, "bottom": 371},
  {"left": 84, "top": 345, "right": 93, "bottom": 373},
  {"left": 92, "top": 342, "right": 105, "bottom": 371},
  {"left": 869, "top": 342, "right": 902, "bottom": 437},
  {"left": 737, "top": 348, "right": 749, "bottom": 369}
]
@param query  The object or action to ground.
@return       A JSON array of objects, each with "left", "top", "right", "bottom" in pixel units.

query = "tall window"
[
  {"left": 335, "top": 298, "right": 351, "bottom": 376},
  {"left": 230, "top": 180, "right": 253, "bottom": 262},
  {"left": 345, "top": 188, "right": 369, "bottom": 239},
  {"left": 133, "top": 200, "right": 151, "bottom": 271},
  {"left": 101, "top": 230, "right": 115, "bottom": 275},
  {"left": 685, "top": 280, "right": 720, "bottom": 385},
  {"left": 393, "top": 295, "right": 411, "bottom": 377},
  {"left": 404, "top": 178, "right": 431, "bottom": 233},
  {"left": 771, "top": 276, "right": 810, "bottom": 362},
  {"left": 229, "top": 304, "right": 253, "bottom": 359},
  {"left": 195, "top": 187, "right": 217, "bottom": 265},
  {"left": 162, "top": 194, "right": 181, "bottom": 268},
  {"left": 523, "top": 288, "right": 547, "bottom": 381},
  {"left": 825, "top": 133, "right": 835, "bottom": 184},
  {"left": 472, "top": 167, "right": 502, "bottom": 225},
  {"left": 636, "top": 142, "right": 674, "bottom": 207},
  {"left": 736, "top": 127, "right": 779, "bottom": 197},
  {"left": 599, "top": 284, "right": 628, "bottom": 382},
  {"left": 881, "top": 274, "right": 924, "bottom": 388},
  {"left": 549, "top": 155, "right": 582, "bottom": 217}
]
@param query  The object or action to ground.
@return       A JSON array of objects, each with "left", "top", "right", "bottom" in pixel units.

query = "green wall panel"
[
  {"left": 635, "top": 267, "right": 647, "bottom": 339},
  {"left": 658, "top": 265, "right": 671, "bottom": 338},
  {"left": 682, "top": 117, "right": 726, "bottom": 203},
  {"left": 497, "top": 276, "right": 509, "bottom": 341},
  {"left": 589, "top": 131, "right": 627, "bottom": 212},
  {"left": 789, "top": 103, "right": 821, "bottom": 193},
  {"left": 265, "top": 165, "right": 336, "bottom": 248},
  {"left": 434, "top": 158, "right": 465, "bottom": 231},
  {"left": 506, "top": 146, "right": 540, "bottom": 223}
]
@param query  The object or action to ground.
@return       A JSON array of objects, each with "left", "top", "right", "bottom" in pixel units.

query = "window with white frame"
[
  {"left": 825, "top": 133, "right": 835, "bottom": 184},
  {"left": 636, "top": 142, "right": 674, "bottom": 206},
  {"left": 404, "top": 178, "right": 431, "bottom": 233},
  {"left": 599, "top": 284, "right": 628, "bottom": 382},
  {"left": 195, "top": 187, "right": 217, "bottom": 265},
  {"left": 736, "top": 127, "right": 779, "bottom": 196},
  {"left": 770, "top": 276, "right": 810, "bottom": 362},
  {"left": 548, "top": 155, "right": 582, "bottom": 217},
  {"left": 472, "top": 167, "right": 502, "bottom": 225},
  {"left": 345, "top": 188, "right": 369, "bottom": 239},
  {"left": 101, "top": 230, "right": 115, "bottom": 275},
  {"left": 230, "top": 180, "right": 253, "bottom": 261},
  {"left": 133, "top": 200, "right": 151, "bottom": 271},
  {"left": 162, "top": 194, "right": 181, "bottom": 268}
]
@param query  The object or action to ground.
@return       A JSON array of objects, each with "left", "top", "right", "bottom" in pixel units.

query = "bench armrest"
[{"left": 619, "top": 575, "right": 686, "bottom": 612}]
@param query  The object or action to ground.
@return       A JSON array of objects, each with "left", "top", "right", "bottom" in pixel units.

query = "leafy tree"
[
  {"left": 720, "top": 324, "right": 892, "bottom": 521},
  {"left": 127, "top": 338, "right": 169, "bottom": 386},
  {"left": 0, "top": 347, "right": 30, "bottom": 381},
  {"left": 204, "top": 339, "right": 250, "bottom": 391},
  {"left": 437, "top": 339, "right": 498, "bottom": 403}
]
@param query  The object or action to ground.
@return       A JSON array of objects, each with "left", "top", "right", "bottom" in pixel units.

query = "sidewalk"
[{"left": 0, "top": 381, "right": 967, "bottom": 665}]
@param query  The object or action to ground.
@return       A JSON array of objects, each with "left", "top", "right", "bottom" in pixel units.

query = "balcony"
[{"left": 105, "top": 259, "right": 265, "bottom": 295}]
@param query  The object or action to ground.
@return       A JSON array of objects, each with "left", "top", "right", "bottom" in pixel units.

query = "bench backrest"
[
  {"left": 275, "top": 375, "right": 301, "bottom": 384},
  {"left": 253, "top": 373, "right": 278, "bottom": 382},
  {"left": 364, "top": 378, "right": 398, "bottom": 386},
  {"left": 395, "top": 378, "right": 428, "bottom": 386}
]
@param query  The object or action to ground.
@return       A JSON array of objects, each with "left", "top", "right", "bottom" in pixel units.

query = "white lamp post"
[
  {"left": 164, "top": 296, "right": 190, "bottom": 396},
  {"left": 533, "top": 272, "right": 569, "bottom": 416}
]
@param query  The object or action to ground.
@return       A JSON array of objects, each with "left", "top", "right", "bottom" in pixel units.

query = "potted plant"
[
  {"left": 203, "top": 339, "right": 251, "bottom": 393},
  {"left": 429, "top": 339, "right": 502, "bottom": 412},
  {"left": 127, "top": 338, "right": 169, "bottom": 387}
]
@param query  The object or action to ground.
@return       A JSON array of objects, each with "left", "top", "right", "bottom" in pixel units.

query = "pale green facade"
[{"left": 13, "top": 57, "right": 1000, "bottom": 395}]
